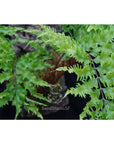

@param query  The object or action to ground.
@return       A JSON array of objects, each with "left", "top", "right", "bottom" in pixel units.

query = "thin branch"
[{"left": 85, "top": 51, "right": 105, "bottom": 108}]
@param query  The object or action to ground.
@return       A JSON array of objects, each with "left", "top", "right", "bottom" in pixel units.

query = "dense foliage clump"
[
  {"left": 0, "top": 24, "right": 114, "bottom": 119},
  {"left": 39, "top": 24, "right": 114, "bottom": 119},
  {"left": 0, "top": 25, "right": 53, "bottom": 119}
]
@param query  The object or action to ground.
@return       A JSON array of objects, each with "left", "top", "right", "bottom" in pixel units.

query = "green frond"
[
  {"left": 26, "top": 97, "right": 47, "bottom": 106},
  {"left": 67, "top": 65, "right": 95, "bottom": 80},
  {"left": 24, "top": 102, "right": 43, "bottom": 119},
  {"left": 40, "top": 24, "right": 114, "bottom": 120},
  {"left": 0, "top": 24, "right": 114, "bottom": 119}
]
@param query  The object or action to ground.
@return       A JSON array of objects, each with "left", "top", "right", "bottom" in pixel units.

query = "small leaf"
[{"left": 0, "top": 91, "right": 9, "bottom": 98}]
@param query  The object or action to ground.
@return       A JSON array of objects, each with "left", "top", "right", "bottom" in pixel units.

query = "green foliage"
[
  {"left": 0, "top": 24, "right": 114, "bottom": 120},
  {"left": 0, "top": 25, "right": 54, "bottom": 119},
  {"left": 39, "top": 24, "right": 114, "bottom": 120}
]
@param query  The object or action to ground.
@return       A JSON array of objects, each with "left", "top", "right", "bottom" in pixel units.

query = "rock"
[{"left": 10, "top": 24, "right": 62, "bottom": 57}]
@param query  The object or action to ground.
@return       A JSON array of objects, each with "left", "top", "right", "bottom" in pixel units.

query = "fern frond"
[{"left": 39, "top": 24, "right": 114, "bottom": 119}]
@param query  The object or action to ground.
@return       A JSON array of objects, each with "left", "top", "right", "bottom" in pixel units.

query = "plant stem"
[
  {"left": 55, "top": 53, "right": 65, "bottom": 68},
  {"left": 12, "top": 59, "right": 17, "bottom": 98},
  {"left": 85, "top": 51, "right": 105, "bottom": 108},
  {"left": 50, "top": 53, "right": 65, "bottom": 83}
]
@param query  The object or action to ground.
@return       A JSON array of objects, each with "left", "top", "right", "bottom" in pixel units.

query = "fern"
[
  {"left": 38, "top": 24, "right": 114, "bottom": 120},
  {"left": 0, "top": 24, "right": 114, "bottom": 119},
  {"left": 0, "top": 25, "right": 54, "bottom": 119}
]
